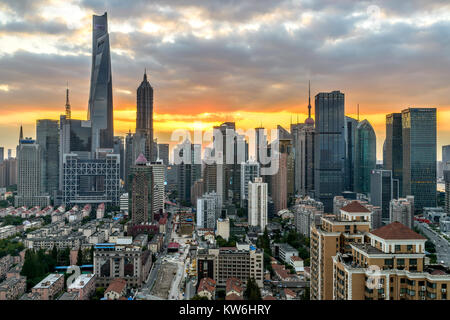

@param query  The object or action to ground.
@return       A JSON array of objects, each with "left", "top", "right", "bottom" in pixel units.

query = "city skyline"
[{"left": 1, "top": 1, "right": 450, "bottom": 160}]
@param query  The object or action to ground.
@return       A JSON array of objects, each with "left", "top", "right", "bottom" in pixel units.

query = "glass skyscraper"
[
  {"left": 314, "top": 91, "right": 345, "bottom": 213},
  {"left": 385, "top": 113, "right": 403, "bottom": 196},
  {"left": 136, "top": 71, "right": 155, "bottom": 162},
  {"left": 36, "top": 119, "right": 59, "bottom": 200},
  {"left": 354, "top": 119, "right": 376, "bottom": 194},
  {"left": 402, "top": 108, "right": 437, "bottom": 211},
  {"left": 88, "top": 12, "right": 114, "bottom": 152},
  {"left": 344, "top": 116, "right": 358, "bottom": 192}
]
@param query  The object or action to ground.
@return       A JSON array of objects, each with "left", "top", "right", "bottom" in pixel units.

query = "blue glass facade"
[
  {"left": 402, "top": 108, "right": 437, "bottom": 211},
  {"left": 355, "top": 119, "right": 376, "bottom": 194},
  {"left": 314, "top": 91, "right": 345, "bottom": 213},
  {"left": 385, "top": 113, "right": 403, "bottom": 196}
]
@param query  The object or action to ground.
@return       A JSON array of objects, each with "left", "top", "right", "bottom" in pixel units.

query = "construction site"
[{"left": 150, "top": 261, "right": 178, "bottom": 299}]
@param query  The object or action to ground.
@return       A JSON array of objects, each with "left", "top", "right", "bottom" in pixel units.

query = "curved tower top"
[{"left": 88, "top": 12, "right": 114, "bottom": 153}]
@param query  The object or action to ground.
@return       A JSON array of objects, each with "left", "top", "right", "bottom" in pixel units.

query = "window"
[
  {"left": 395, "top": 245, "right": 401, "bottom": 252},
  {"left": 397, "top": 259, "right": 405, "bottom": 266},
  {"left": 407, "top": 245, "right": 413, "bottom": 251},
  {"left": 410, "top": 259, "right": 417, "bottom": 265},
  {"left": 385, "top": 259, "right": 393, "bottom": 266}
]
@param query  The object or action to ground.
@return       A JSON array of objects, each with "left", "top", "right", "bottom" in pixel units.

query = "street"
[{"left": 415, "top": 222, "right": 450, "bottom": 266}]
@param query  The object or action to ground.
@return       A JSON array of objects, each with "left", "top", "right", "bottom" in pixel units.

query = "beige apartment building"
[
  {"left": 310, "top": 201, "right": 372, "bottom": 300},
  {"left": 332, "top": 222, "right": 450, "bottom": 300}
]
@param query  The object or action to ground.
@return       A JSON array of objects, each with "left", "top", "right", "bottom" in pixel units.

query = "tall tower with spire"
[
  {"left": 305, "top": 80, "right": 314, "bottom": 125},
  {"left": 19, "top": 125, "right": 23, "bottom": 142},
  {"left": 135, "top": 69, "right": 155, "bottom": 161},
  {"left": 65, "top": 83, "right": 71, "bottom": 120}
]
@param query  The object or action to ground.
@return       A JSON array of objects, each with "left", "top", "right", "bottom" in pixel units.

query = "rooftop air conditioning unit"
[
  {"left": 421, "top": 286, "right": 426, "bottom": 291},
  {"left": 442, "top": 289, "right": 447, "bottom": 293},
  {"left": 421, "top": 296, "right": 426, "bottom": 300},
  {"left": 381, "top": 294, "right": 385, "bottom": 298}
]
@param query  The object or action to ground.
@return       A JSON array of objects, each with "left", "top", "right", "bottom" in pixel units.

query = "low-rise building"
[
  {"left": 289, "top": 256, "right": 304, "bottom": 274},
  {"left": 226, "top": 277, "right": 244, "bottom": 298},
  {"left": 67, "top": 274, "right": 96, "bottom": 300},
  {"left": 104, "top": 278, "right": 127, "bottom": 300},
  {"left": 197, "top": 277, "right": 216, "bottom": 300},
  {"left": 0, "top": 276, "right": 26, "bottom": 300},
  {"left": 31, "top": 273, "right": 64, "bottom": 300}
]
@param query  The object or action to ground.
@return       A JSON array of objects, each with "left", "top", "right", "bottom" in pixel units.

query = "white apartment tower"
[{"left": 248, "top": 177, "right": 268, "bottom": 230}]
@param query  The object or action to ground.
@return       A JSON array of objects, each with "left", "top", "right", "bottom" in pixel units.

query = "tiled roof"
[
  {"left": 198, "top": 277, "right": 216, "bottom": 294},
  {"left": 341, "top": 201, "right": 370, "bottom": 213},
  {"left": 105, "top": 278, "right": 127, "bottom": 295},
  {"left": 370, "top": 221, "right": 426, "bottom": 240},
  {"left": 263, "top": 295, "right": 277, "bottom": 300},
  {"left": 225, "top": 293, "right": 243, "bottom": 300},
  {"left": 226, "top": 277, "right": 243, "bottom": 294},
  {"left": 284, "top": 288, "right": 296, "bottom": 297}
]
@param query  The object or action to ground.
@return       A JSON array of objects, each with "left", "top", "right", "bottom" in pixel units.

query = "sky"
[{"left": 1, "top": 0, "right": 450, "bottom": 160}]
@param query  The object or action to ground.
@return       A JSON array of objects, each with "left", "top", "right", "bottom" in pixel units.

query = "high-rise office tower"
[
  {"left": 344, "top": 116, "right": 358, "bottom": 192},
  {"left": 255, "top": 126, "right": 266, "bottom": 165},
  {"left": 36, "top": 119, "right": 59, "bottom": 200},
  {"left": 443, "top": 145, "right": 450, "bottom": 170},
  {"left": 0, "top": 147, "right": 4, "bottom": 163},
  {"left": 370, "top": 169, "right": 398, "bottom": 221},
  {"left": 59, "top": 115, "right": 92, "bottom": 191},
  {"left": 271, "top": 126, "right": 294, "bottom": 213},
  {"left": 174, "top": 140, "right": 201, "bottom": 204},
  {"left": 157, "top": 143, "right": 169, "bottom": 165},
  {"left": 136, "top": 71, "right": 155, "bottom": 162},
  {"left": 385, "top": 113, "right": 403, "bottom": 196},
  {"left": 124, "top": 131, "right": 133, "bottom": 189},
  {"left": 0, "top": 158, "right": 17, "bottom": 188},
  {"left": 150, "top": 160, "right": 165, "bottom": 216},
  {"left": 240, "top": 160, "right": 260, "bottom": 208},
  {"left": 196, "top": 192, "right": 221, "bottom": 229},
  {"left": 402, "top": 108, "right": 437, "bottom": 211},
  {"left": 444, "top": 170, "right": 450, "bottom": 214},
  {"left": 7, "top": 149, "right": 12, "bottom": 159},
  {"left": 113, "top": 136, "right": 125, "bottom": 181},
  {"left": 291, "top": 82, "right": 315, "bottom": 196},
  {"left": 389, "top": 196, "right": 415, "bottom": 229},
  {"left": 88, "top": 12, "right": 114, "bottom": 153},
  {"left": 354, "top": 119, "right": 376, "bottom": 194},
  {"left": 15, "top": 139, "right": 50, "bottom": 207},
  {"left": 129, "top": 154, "right": 152, "bottom": 225},
  {"left": 314, "top": 91, "right": 345, "bottom": 212},
  {"left": 248, "top": 177, "right": 268, "bottom": 231}
]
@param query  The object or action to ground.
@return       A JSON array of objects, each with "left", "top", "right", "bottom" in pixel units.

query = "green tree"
[
  {"left": 244, "top": 278, "right": 262, "bottom": 300},
  {"left": 76, "top": 249, "right": 83, "bottom": 266},
  {"left": 301, "top": 287, "right": 310, "bottom": 300}
]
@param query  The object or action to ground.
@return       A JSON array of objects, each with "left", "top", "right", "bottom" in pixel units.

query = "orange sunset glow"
[{"left": 1, "top": 1, "right": 450, "bottom": 160}]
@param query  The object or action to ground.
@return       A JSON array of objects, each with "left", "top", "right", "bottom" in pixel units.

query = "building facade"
[
  {"left": 314, "top": 91, "right": 346, "bottom": 213},
  {"left": 354, "top": 120, "right": 376, "bottom": 195},
  {"left": 402, "top": 108, "right": 437, "bottom": 211},
  {"left": 248, "top": 177, "right": 268, "bottom": 231}
]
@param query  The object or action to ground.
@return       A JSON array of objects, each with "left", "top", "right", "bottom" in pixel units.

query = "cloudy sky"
[{"left": 0, "top": 0, "right": 449, "bottom": 160}]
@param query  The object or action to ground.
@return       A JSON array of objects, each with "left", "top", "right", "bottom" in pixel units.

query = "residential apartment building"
[
  {"left": 248, "top": 177, "right": 268, "bottom": 231},
  {"left": 197, "top": 246, "right": 264, "bottom": 288},
  {"left": 31, "top": 273, "right": 64, "bottom": 300},
  {"left": 332, "top": 222, "right": 450, "bottom": 300},
  {"left": 310, "top": 201, "right": 372, "bottom": 300},
  {"left": 390, "top": 196, "right": 415, "bottom": 229}
]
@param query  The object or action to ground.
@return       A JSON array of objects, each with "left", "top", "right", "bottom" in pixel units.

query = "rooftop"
[
  {"left": 341, "top": 201, "right": 370, "bottom": 213},
  {"left": 68, "top": 274, "right": 95, "bottom": 290},
  {"left": 105, "top": 278, "right": 127, "bottom": 294},
  {"left": 33, "top": 273, "right": 63, "bottom": 289},
  {"left": 371, "top": 221, "right": 426, "bottom": 240}
]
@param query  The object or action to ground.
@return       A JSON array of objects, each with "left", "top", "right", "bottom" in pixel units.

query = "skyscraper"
[
  {"left": 157, "top": 143, "right": 169, "bottom": 165},
  {"left": 389, "top": 196, "right": 415, "bottom": 229},
  {"left": 136, "top": 71, "right": 155, "bottom": 162},
  {"left": 445, "top": 170, "right": 450, "bottom": 214},
  {"left": 150, "top": 160, "right": 165, "bottom": 216},
  {"left": 344, "top": 116, "right": 358, "bottom": 192},
  {"left": 314, "top": 91, "right": 346, "bottom": 212},
  {"left": 385, "top": 113, "right": 403, "bottom": 196},
  {"left": 248, "top": 177, "right": 268, "bottom": 231},
  {"left": 129, "top": 154, "right": 152, "bottom": 225},
  {"left": 370, "top": 169, "right": 397, "bottom": 221},
  {"left": 113, "top": 136, "right": 125, "bottom": 181},
  {"left": 88, "top": 12, "right": 114, "bottom": 153},
  {"left": 354, "top": 119, "right": 376, "bottom": 194},
  {"left": 36, "top": 119, "right": 59, "bottom": 201},
  {"left": 443, "top": 145, "right": 450, "bottom": 170},
  {"left": 291, "top": 82, "right": 315, "bottom": 197},
  {"left": 402, "top": 108, "right": 437, "bottom": 211},
  {"left": 15, "top": 139, "right": 50, "bottom": 207},
  {"left": 240, "top": 160, "right": 260, "bottom": 208}
]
